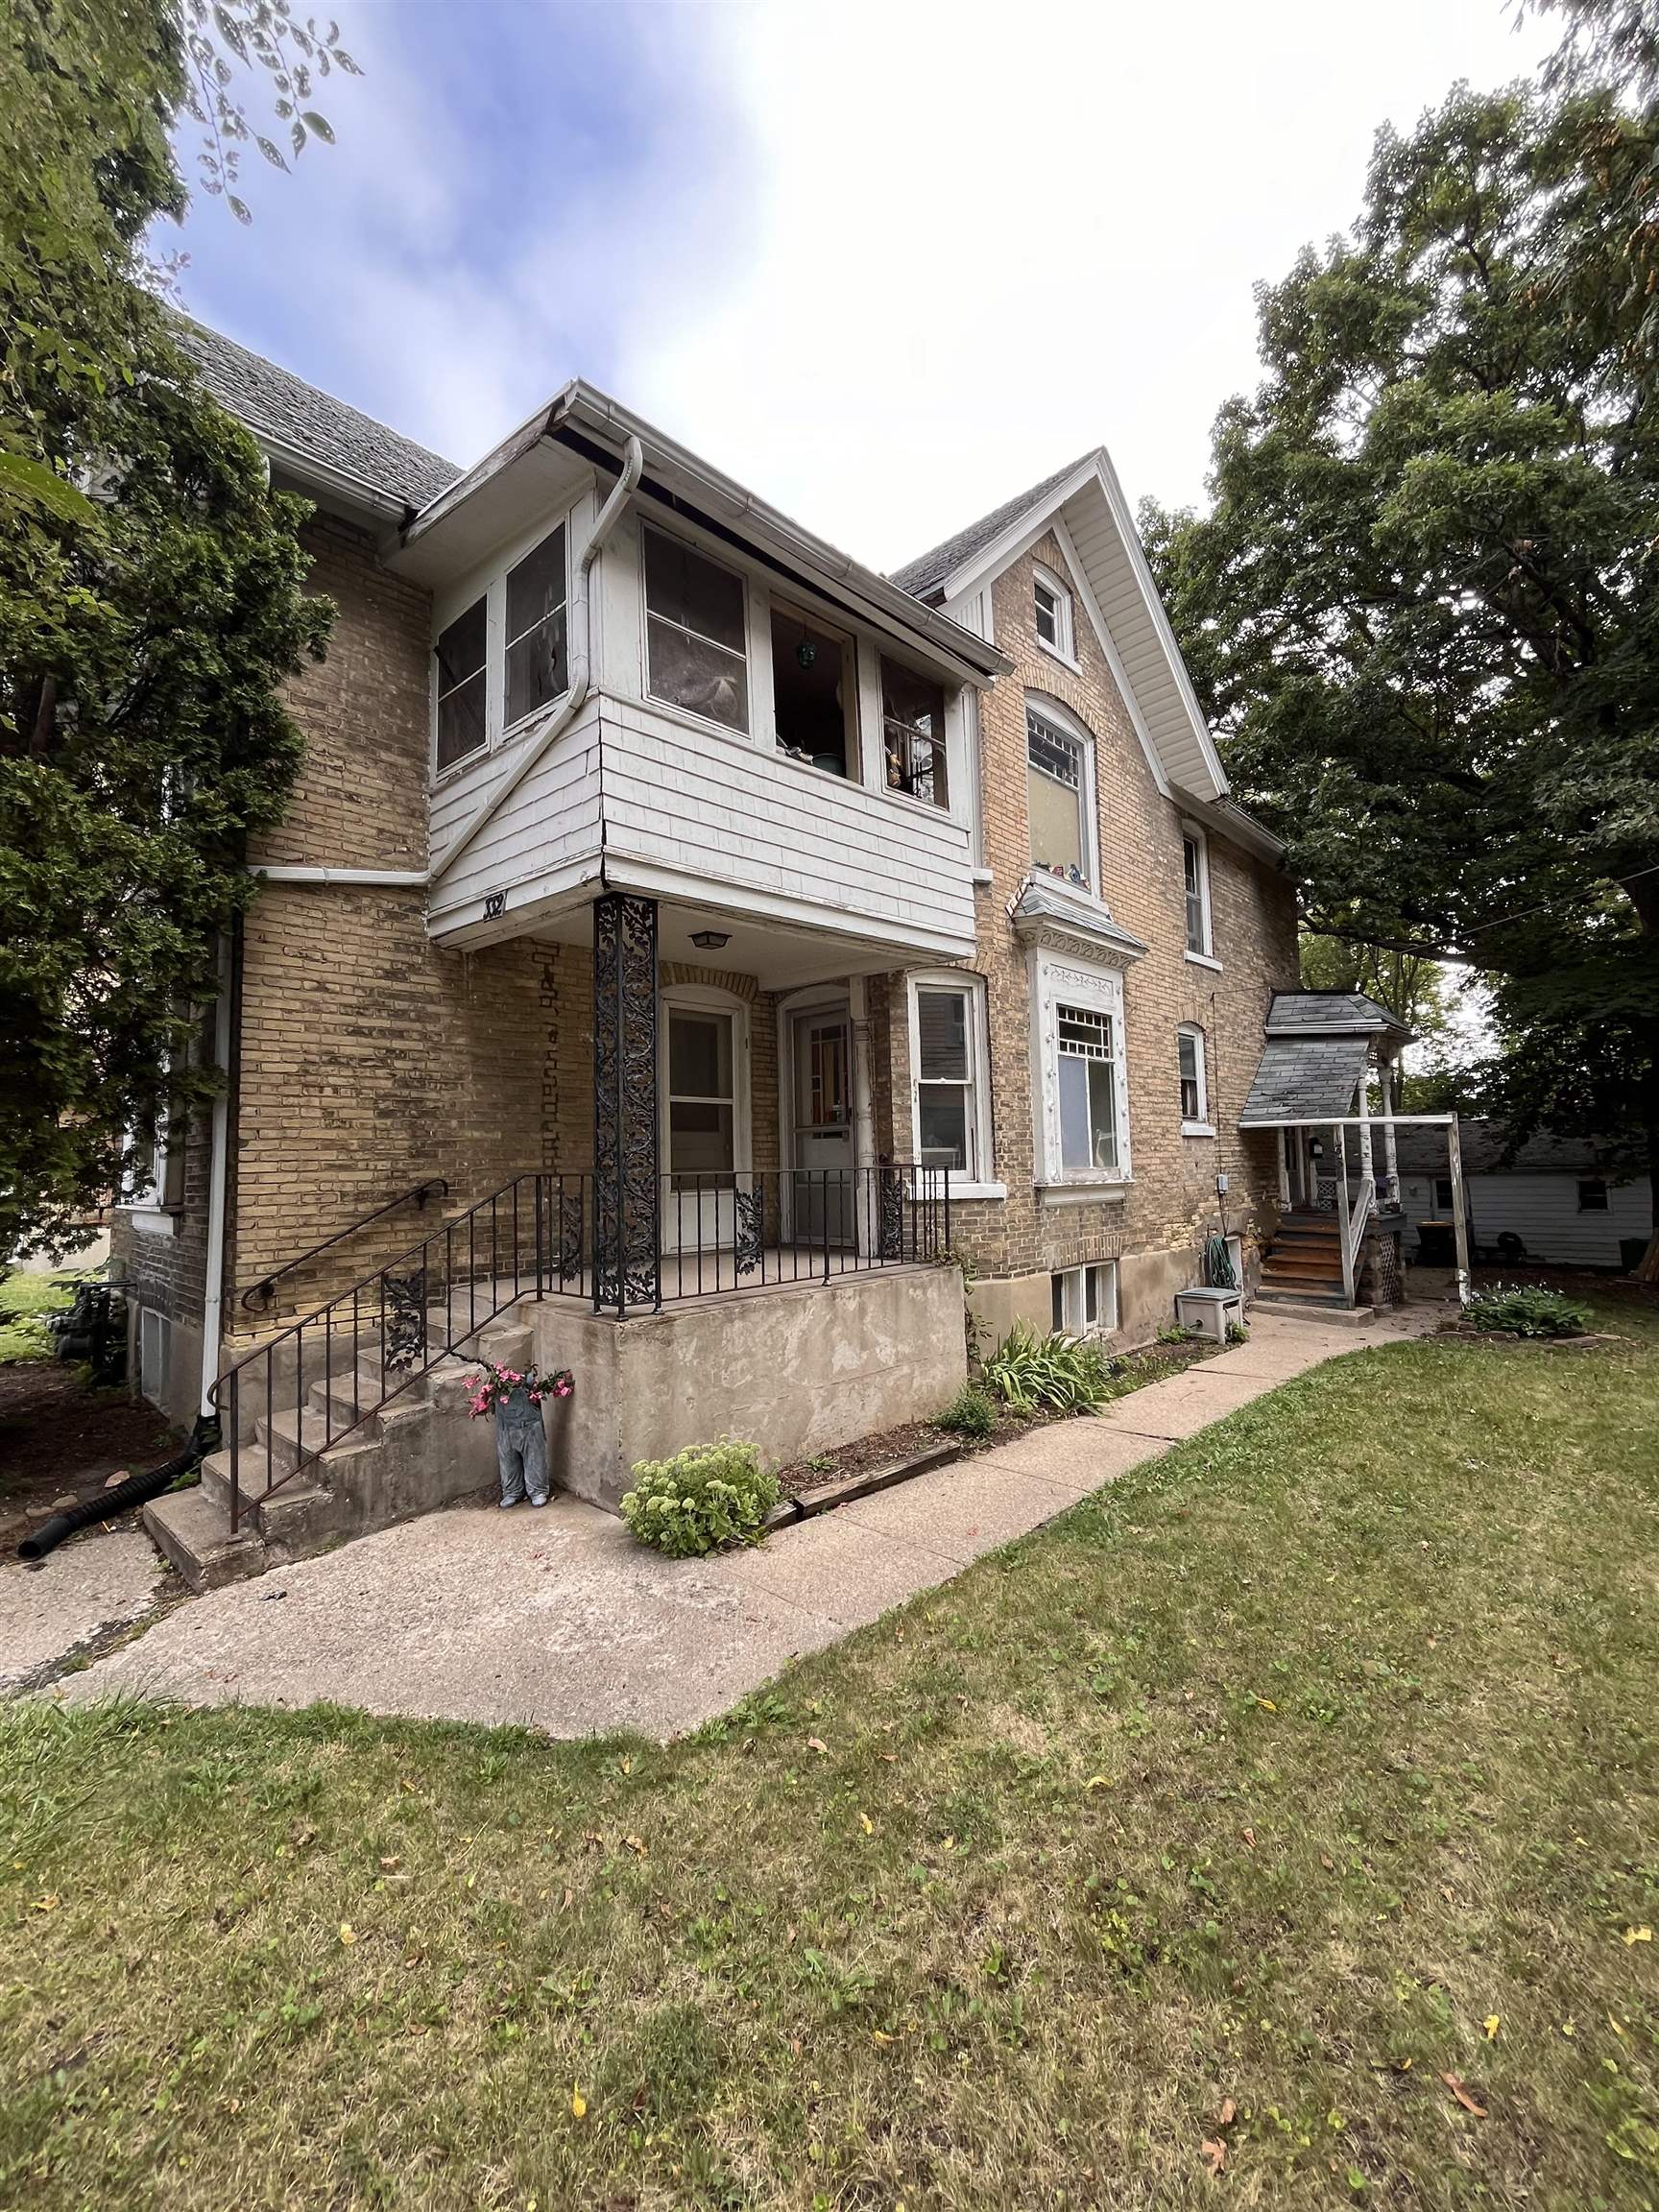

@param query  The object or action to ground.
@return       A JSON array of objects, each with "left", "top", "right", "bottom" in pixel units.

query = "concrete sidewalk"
[{"left": 55, "top": 1307, "right": 1441, "bottom": 1738}]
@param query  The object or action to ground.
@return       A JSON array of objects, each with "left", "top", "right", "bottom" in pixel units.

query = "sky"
[{"left": 169, "top": 0, "right": 1553, "bottom": 575}]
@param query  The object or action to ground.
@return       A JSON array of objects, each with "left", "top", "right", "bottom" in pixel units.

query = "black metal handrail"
[
  {"left": 208, "top": 1164, "right": 950, "bottom": 1535},
  {"left": 238, "top": 1176, "right": 448, "bottom": 1310}
]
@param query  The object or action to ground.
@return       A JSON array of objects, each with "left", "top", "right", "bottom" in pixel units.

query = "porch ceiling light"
[{"left": 689, "top": 929, "right": 730, "bottom": 950}]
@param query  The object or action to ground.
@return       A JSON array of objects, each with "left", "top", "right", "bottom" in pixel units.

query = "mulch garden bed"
[
  {"left": 0, "top": 1360, "right": 177, "bottom": 1554},
  {"left": 774, "top": 1331, "right": 1226, "bottom": 1503}
]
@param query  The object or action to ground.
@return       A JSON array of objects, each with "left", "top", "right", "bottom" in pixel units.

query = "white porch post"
[
  {"left": 1358, "top": 1068, "right": 1375, "bottom": 1194},
  {"left": 1381, "top": 1056, "right": 1401, "bottom": 1206},
  {"left": 1277, "top": 1127, "right": 1291, "bottom": 1210},
  {"left": 848, "top": 974, "right": 878, "bottom": 1256},
  {"left": 1335, "top": 1122, "right": 1357, "bottom": 1305},
  {"left": 1448, "top": 1115, "right": 1472, "bottom": 1305}
]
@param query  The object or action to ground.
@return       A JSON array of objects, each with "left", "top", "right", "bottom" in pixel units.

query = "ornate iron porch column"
[{"left": 592, "top": 893, "right": 661, "bottom": 1314}]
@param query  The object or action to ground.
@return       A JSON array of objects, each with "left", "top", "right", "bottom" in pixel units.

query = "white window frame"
[
  {"left": 117, "top": 1105, "right": 177, "bottom": 1238},
  {"left": 1181, "top": 822, "right": 1218, "bottom": 965},
  {"left": 1051, "top": 1260, "right": 1118, "bottom": 1338},
  {"left": 138, "top": 1307, "right": 172, "bottom": 1407},
  {"left": 1178, "top": 1023, "right": 1214, "bottom": 1137},
  {"left": 429, "top": 499, "right": 580, "bottom": 783},
  {"left": 1029, "top": 945, "right": 1132, "bottom": 1190},
  {"left": 640, "top": 520, "right": 752, "bottom": 736},
  {"left": 905, "top": 971, "right": 1002, "bottom": 1199},
  {"left": 659, "top": 981, "right": 754, "bottom": 1183},
  {"left": 1025, "top": 696, "right": 1098, "bottom": 896},
  {"left": 1032, "top": 562, "right": 1077, "bottom": 667},
  {"left": 501, "top": 520, "right": 571, "bottom": 740}
]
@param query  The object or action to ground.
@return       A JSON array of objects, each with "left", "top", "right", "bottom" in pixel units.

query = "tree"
[
  {"left": 0, "top": 0, "right": 333, "bottom": 1256},
  {"left": 1142, "top": 60, "right": 1659, "bottom": 1232}
]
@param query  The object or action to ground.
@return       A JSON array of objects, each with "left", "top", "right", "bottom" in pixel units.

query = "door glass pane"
[
  {"left": 669, "top": 1100, "right": 734, "bottom": 1177},
  {"left": 805, "top": 1025, "right": 848, "bottom": 1126},
  {"left": 918, "top": 1085, "right": 968, "bottom": 1170},
  {"left": 669, "top": 1011, "right": 732, "bottom": 1099}
]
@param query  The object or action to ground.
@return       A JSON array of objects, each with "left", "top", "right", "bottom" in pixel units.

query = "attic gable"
[{"left": 894, "top": 448, "right": 1230, "bottom": 805}]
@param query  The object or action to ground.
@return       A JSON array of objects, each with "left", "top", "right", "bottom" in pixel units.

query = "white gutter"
[
  {"left": 252, "top": 865, "right": 428, "bottom": 887},
  {"left": 430, "top": 432, "right": 643, "bottom": 888},
  {"left": 198, "top": 931, "right": 233, "bottom": 1422}
]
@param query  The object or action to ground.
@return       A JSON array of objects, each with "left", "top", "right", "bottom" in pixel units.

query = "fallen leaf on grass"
[
  {"left": 858, "top": 1812, "right": 874, "bottom": 1835},
  {"left": 1483, "top": 2015, "right": 1500, "bottom": 2040},
  {"left": 378, "top": 1856, "right": 400, "bottom": 1872},
  {"left": 1440, "top": 2072, "right": 1486, "bottom": 2118},
  {"left": 31, "top": 1895, "right": 59, "bottom": 1913},
  {"left": 338, "top": 1923, "right": 357, "bottom": 1946},
  {"left": 805, "top": 1737, "right": 828, "bottom": 1757},
  {"left": 1085, "top": 1774, "right": 1112, "bottom": 1791},
  {"left": 1623, "top": 1926, "right": 1652, "bottom": 1946},
  {"left": 570, "top": 2085, "right": 587, "bottom": 2119},
  {"left": 1201, "top": 2137, "right": 1227, "bottom": 2175},
  {"left": 624, "top": 1835, "right": 646, "bottom": 1857},
  {"left": 1217, "top": 2097, "right": 1237, "bottom": 2126},
  {"left": 1240, "top": 1827, "right": 1256, "bottom": 1848}
]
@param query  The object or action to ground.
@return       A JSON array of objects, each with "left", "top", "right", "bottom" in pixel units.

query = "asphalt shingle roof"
[
  {"left": 1239, "top": 1037, "right": 1370, "bottom": 1125},
  {"left": 1265, "top": 991, "right": 1410, "bottom": 1039},
  {"left": 890, "top": 454, "right": 1094, "bottom": 603},
  {"left": 1392, "top": 1122, "right": 1621, "bottom": 1177},
  {"left": 176, "top": 319, "right": 462, "bottom": 512}
]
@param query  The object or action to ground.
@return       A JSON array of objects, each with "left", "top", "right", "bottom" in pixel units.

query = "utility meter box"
[{"left": 1174, "top": 1286, "right": 1244, "bottom": 1343}]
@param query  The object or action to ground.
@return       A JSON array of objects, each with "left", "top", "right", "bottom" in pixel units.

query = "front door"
[
  {"left": 662, "top": 1002, "right": 740, "bottom": 1256},
  {"left": 790, "top": 1007, "right": 854, "bottom": 1246}
]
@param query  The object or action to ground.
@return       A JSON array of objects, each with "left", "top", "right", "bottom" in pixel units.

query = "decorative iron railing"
[
  {"left": 208, "top": 1164, "right": 950, "bottom": 1532},
  {"left": 238, "top": 1176, "right": 449, "bottom": 1310}
]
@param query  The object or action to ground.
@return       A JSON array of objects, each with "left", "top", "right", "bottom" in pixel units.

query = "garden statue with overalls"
[{"left": 465, "top": 1359, "right": 575, "bottom": 1509}]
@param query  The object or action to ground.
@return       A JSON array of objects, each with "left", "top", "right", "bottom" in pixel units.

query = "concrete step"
[
  {"left": 143, "top": 1484, "right": 268, "bottom": 1592},
  {"left": 306, "top": 1362, "right": 407, "bottom": 1430},
  {"left": 254, "top": 1405, "right": 379, "bottom": 1479},
  {"left": 1255, "top": 1295, "right": 1376, "bottom": 1327}
]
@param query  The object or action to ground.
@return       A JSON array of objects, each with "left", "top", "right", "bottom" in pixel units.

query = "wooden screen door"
[
  {"left": 790, "top": 1007, "right": 854, "bottom": 1246},
  {"left": 662, "top": 1003, "right": 739, "bottom": 1255}
]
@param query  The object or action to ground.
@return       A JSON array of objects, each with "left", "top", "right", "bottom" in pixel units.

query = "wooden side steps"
[
  {"left": 1255, "top": 1214, "right": 1372, "bottom": 1321},
  {"left": 143, "top": 1316, "right": 534, "bottom": 1592}
]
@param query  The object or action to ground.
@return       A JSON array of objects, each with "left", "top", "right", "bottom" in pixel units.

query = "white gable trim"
[{"left": 931, "top": 449, "right": 1228, "bottom": 803}]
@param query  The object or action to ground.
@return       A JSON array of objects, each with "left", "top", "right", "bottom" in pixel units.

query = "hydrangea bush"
[{"left": 621, "top": 1440, "right": 779, "bottom": 1557}]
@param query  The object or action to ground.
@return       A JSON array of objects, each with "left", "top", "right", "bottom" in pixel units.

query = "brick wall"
[{"left": 874, "top": 528, "right": 1298, "bottom": 1310}]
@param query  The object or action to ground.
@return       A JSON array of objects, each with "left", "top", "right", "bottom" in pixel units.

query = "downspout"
[
  {"left": 198, "top": 927, "right": 235, "bottom": 1427},
  {"left": 430, "top": 433, "right": 643, "bottom": 890}
]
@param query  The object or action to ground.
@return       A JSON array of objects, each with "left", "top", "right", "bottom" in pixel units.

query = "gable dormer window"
[
  {"left": 1032, "top": 564, "right": 1075, "bottom": 663},
  {"left": 1026, "top": 701, "right": 1094, "bottom": 890},
  {"left": 504, "top": 523, "right": 568, "bottom": 731}
]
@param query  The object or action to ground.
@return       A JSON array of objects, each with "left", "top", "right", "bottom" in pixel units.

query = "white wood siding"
[
  {"left": 427, "top": 703, "right": 603, "bottom": 932},
  {"left": 598, "top": 697, "right": 975, "bottom": 960},
  {"left": 1399, "top": 1170, "right": 1650, "bottom": 1268}
]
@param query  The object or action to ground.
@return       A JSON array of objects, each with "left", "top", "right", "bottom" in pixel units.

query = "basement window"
[
  {"left": 644, "top": 525, "right": 749, "bottom": 733},
  {"left": 881, "top": 656, "right": 950, "bottom": 809},
  {"left": 771, "top": 605, "right": 854, "bottom": 775},
  {"left": 434, "top": 595, "right": 487, "bottom": 771},
  {"left": 1051, "top": 1261, "right": 1118, "bottom": 1337},
  {"left": 503, "top": 523, "right": 568, "bottom": 731},
  {"left": 138, "top": 1308, "right": 172, "bottom": 1409}
]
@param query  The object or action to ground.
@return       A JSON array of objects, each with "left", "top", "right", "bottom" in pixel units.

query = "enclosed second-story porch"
[{"left": 387, "top": 383, "right": 1006, "bottom": 970}]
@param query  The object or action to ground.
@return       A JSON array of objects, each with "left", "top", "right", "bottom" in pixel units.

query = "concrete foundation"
[
  {"left": 966, "top": 1240, "right": 1262, "bottom": 1357},
  {"left": 524, "top": 1263, "right": 968, "bottom": 1512}
]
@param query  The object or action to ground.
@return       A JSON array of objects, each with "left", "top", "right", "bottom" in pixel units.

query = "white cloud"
[{"left": 615, "top": 0, "right": 1553, "bottom": 570}]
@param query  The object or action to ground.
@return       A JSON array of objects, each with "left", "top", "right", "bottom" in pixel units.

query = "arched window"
[{"left": 1024, "top": 695, "right": 1097, "bottom": 892}]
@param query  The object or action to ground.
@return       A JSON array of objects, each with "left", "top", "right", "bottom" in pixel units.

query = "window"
[
  {"left": 504, "top": 524, "right": 567, "bottom": 730},
  {"left": 913, "top": 983, "right": 982, "bottom": 1178},
  {"left": 1057, "top": 1002, "right": 1118, "bottom": 1173},
  {"left": 435, "top": 596, "right": 488, "bottom": 771},
  {"left": 772, "top": 606, "right": 854, "bottom": 775},
  {"left": 643, "top": 525, "right": 749, "bottom": 732},
  {"left": 1051, "top": 1262, "right": 1118, "bottom": 1337},
  {"left": 666, "top": 1007, "right": 737, "bottom": 1188},
  {"left": 1182, "top": 829, "right": 1212, "bottom": 957},
  {"left": 1033, "top": 564, "right": 1074, "bottom": 661},
  {"left": 1578, "top": 1177, "right": 1609, "bottom": 1213},
  {"left": 1178, "top": 1025, "right": 1209, "bottom": 1129},
  {"left": 138, "top": 1309, "right": 171, "bottom": 1409},
  {"left": 1434, "top": 1176, "right": 1455, "bottom": 1213},
  {"left": 881, "top": 657, "right": 950, "bottom": 809},
  {"left": 1027, "top": 706, "right": 1091, "bottom": 888}
]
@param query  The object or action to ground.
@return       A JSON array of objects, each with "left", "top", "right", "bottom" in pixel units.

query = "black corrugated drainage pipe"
[{"left": 17, "top": 1416, "right": 216, "bottom": 1567}]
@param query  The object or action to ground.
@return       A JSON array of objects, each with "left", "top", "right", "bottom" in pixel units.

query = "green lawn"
[
  {"left": 0, "top": 1270, "right": 77, "bottom": 1363},
  {"left": 5, "top": 1302, "right": 1658, "bottom": 2210}
]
